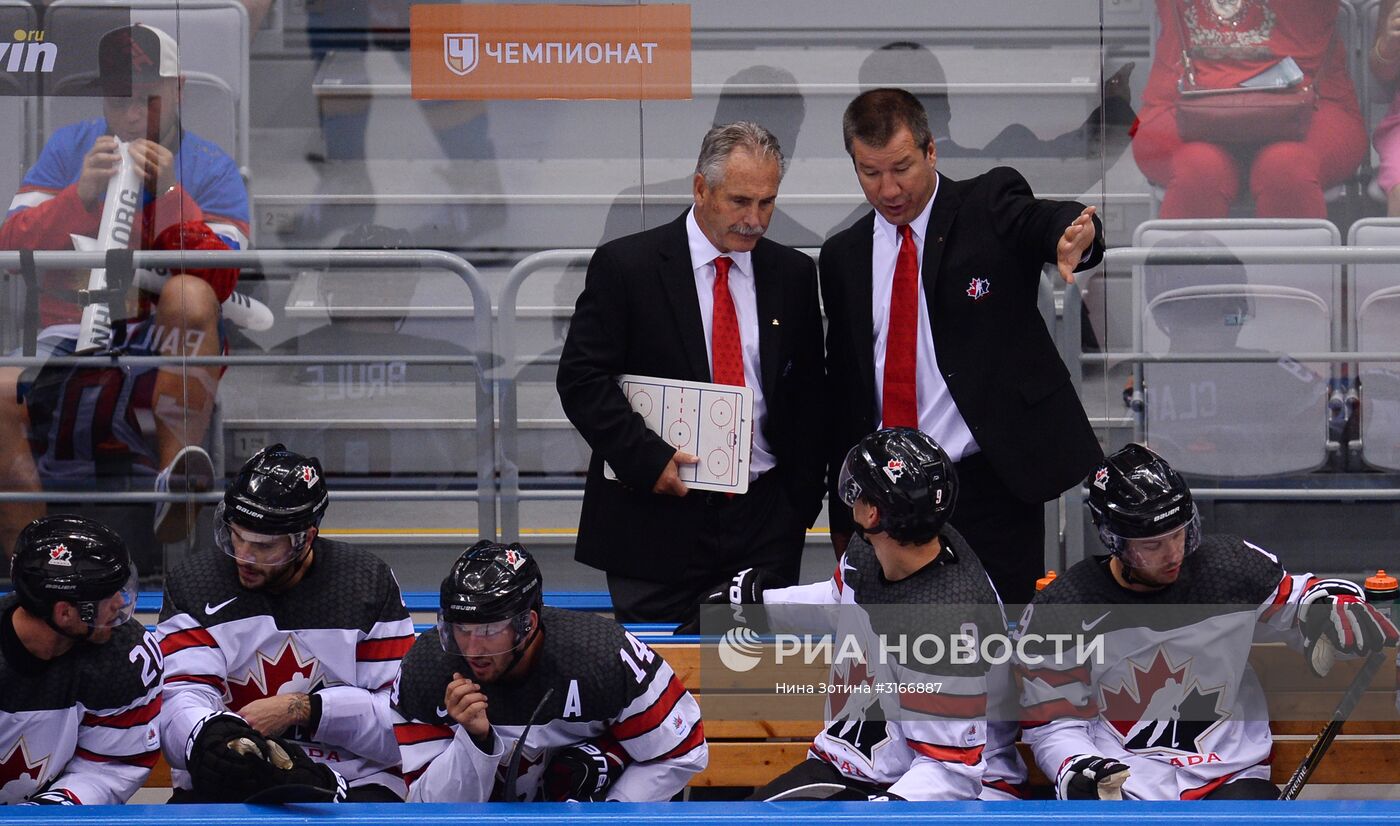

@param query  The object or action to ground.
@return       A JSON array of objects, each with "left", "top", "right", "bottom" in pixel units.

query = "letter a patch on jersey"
[{"left": 563, "top": 679, "right": 582, "bottom": 718}]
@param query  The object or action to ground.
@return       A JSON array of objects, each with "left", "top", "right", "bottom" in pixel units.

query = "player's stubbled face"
[
  {"left": 229, "top": 527, "right": 299, "bottom": 589},
  {"left": 1125, "top": 525, "right": 1187, "bottom": 586},
  {"left": 454, "top": 623, "right": 518, "bottom": 682},
  {"left": 692, "top": 148, "right": 781, "bottom": 254}
]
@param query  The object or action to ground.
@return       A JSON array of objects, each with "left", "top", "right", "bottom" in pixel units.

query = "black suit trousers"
[
  {"left": 952, "top": 452, "right": 1044, "bottom": 607},
  {"left": 606, "top": 471, "right": 805, "bottom": 623}
]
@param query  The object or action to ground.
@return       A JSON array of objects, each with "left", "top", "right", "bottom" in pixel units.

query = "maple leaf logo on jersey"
[
  {"left": 0, "top": 739, "right": 48, "bottom": 798},
  {"left": 296, "top": 465, "right": 319, "bottom": 488},
  {"left": 883, "top": 459, "right": 905, "bottom": 483},
  {"left": 225, "top": 638, "right": 322, "bottom": 712},
  {"left": 1100, "top": 649, "right": 1228, "bottom": 753},
  {"left": 47, "top": 544, "right": 72, "bottom": 567},
  {"left": 966, "top": 277, "right": 991, "bottom": 301},
  {"left": 824, "top": 650, "right": 890, "bottom": 765},
  {"left": 829, "top": 654, "right": 875, "bottom": 721},
  {"left": 1093, "top": 467, "right": 1110, "bottom": 490}
]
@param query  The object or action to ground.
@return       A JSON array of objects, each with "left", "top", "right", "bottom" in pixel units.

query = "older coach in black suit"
[
  {"left": 822, "top": 88, "right": 1105, "bottom": 606},
  {"left": 557, "top": 122, "right": 825, "bottom": 623}
]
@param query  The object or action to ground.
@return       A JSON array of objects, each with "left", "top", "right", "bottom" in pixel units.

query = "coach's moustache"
[{"left": 729, "top": 223, "right": 766, "bottom": 238}]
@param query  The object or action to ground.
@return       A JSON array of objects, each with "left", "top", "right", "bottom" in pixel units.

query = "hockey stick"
[
  {"left": 1279, "top": 647, "right": 1388, "bottom": 800},
  {"left": 502, "top": 686, "right": 555, "bottom": 802},
  {"left": 763, "top": 782, "right": 847, "bottom": 802},
  {"left": 73, "top": 140, "right": 142, "bottom": 353}
]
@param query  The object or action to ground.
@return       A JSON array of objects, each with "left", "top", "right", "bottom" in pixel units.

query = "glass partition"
[{"left": 0, "top": 0, "right": 1393, "bottom": 601}]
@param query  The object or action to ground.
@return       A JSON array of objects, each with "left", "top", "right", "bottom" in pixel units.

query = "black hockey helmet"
[
  {"left": 11, "top": 515, "right": 137, "bottom": 629},
  {"left": 216, "top": 445, "right": 327, "bottom": 570},
  {"left": 1086, "top": 443, "right": 1201, "bottom": 557},
  {"left": 438, "top": 541, "right": 543, "bottom": 661},
  {"left": 220, "top": 444, "right": 329, "bottom": 536},
  {"left": 837, "top": 427, "right": 958, "bottom": 545}
]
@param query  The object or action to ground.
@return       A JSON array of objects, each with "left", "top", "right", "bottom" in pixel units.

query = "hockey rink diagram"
[{"left": 617, "top": 375, "right": 753, "bottom": 493}]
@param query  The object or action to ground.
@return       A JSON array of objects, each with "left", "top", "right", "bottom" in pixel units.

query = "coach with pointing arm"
[{"left": 821, "top": 88, "right": 1105, "bottom": 605}]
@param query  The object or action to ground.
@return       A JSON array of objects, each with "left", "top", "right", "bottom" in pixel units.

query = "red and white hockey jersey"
[
  {"left": 392, "top": 607, "right": 706, "bottom": 802},
  {"left": 0, "top": 597, "right": 162, "bottom": 804},
  {"left": 762, "top": 530, "right": 1024, "bottom": 801},
  {"left": 1017, "top": 535, "right": 1316, "bottom": 799},
  {"left": 156, "top": 540, "right": 414, "bottom": 796}
]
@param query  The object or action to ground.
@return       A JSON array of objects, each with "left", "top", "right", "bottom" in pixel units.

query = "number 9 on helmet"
[{"left": 837, "top": 427, "right": 958, "bottom": 546}]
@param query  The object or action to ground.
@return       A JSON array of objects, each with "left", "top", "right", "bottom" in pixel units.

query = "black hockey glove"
[
  {"left": 241, "top": 738, "right": 349, "bottom": 804},
  {"left": 20, "top": 790, "right": 77, "bottom": 805},
  {"left": 677, "top": 568, "right": 780, "bottom": 634},
  {"left": 1057, "top": 754, "right": 1131, "bottom": 800},
  {"left": 188, "top": 714, "right": 279, "bottom": 803},
  {"left": 699, "top": 568, "right": 777, "bottom": 608},
  {"left": 542, "top": 742, "right": 626, "bottom": 801},
  {"left": 1300, "top": 578, "right": 1400, "bottom": 677}
]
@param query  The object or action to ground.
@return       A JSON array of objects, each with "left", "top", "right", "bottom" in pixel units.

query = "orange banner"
[{"left": 410, "top": 3, "right": 691, "bottom": 100}]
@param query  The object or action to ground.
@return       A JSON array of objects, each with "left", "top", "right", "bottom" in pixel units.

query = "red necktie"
[
  {"left": 710, "top": 256, "right": 745, "bottom": 387},
  {"left": 882, "top": 224, "right": 919, "bottom": 428}
]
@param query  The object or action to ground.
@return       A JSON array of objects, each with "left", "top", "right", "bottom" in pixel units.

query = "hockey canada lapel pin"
[{"left": 966, "top": 277, "right": 991, "bottom": 301}]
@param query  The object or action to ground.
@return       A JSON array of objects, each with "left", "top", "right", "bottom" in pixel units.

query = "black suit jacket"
[
  {"left": 821, "top": 166, "right": 1104, "bottom": 534},
  {"left": 557, "top": 212, "right": 825, "bottom": 581}
]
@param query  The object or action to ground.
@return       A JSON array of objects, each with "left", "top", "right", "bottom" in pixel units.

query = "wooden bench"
[
  {"left": 141, "top": 641, "right": 1400, "bottom": 793},
  {"left": 658, "top": 642, "right": 1400, "bottom": 791}
]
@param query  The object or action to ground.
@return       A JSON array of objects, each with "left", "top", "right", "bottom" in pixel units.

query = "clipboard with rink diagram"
[{"left": 604, "top": 374, "right": 754, "bottom": 494}]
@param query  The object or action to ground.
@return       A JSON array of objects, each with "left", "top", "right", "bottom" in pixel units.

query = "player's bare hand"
[
  {"left": 446, "top": 673, "right": 490, "bottom": 738},
  {"left": 1056, "top": 205, "right": 1098, "bottom": 284},
  {"left": 652, "top": 450, "right": 699, "bottom": 496},
  {"left": 128, "top": 139, "right": 176, "bottom": 194},
  {"left": 77, "top": 137, "right": 122, "bottom": 207},
  {"left": 237, "top": 693, "right": 311, "bottom": 738}
]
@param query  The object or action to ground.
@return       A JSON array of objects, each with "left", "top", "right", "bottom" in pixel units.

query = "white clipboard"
[{"left": 603, "top": 374, "right": 754, "bottom": 494}]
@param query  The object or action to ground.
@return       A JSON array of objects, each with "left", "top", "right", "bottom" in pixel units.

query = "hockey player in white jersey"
[
  {"left": 392, "top": 541, "right": 706, "bottom": 802},
  {"left": 156, "top": 444, "right": 414, "bottom": 802},
  {"left": 0, "top": 515, "right": 160, "bottom": 804},
  {"left": 702, "top": 428, "right": 1025, "bottom": 801},
  {"left": 1018, "top": 444, "right": 1398, "bottom": 800}
]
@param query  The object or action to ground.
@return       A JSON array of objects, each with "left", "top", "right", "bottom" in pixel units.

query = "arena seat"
[
  {"left": 1130, "top": 220, "right": 1344, "bottom": 476},
  {"left": 1346, "top": 218, "right": 1400, "bottom": 471}
]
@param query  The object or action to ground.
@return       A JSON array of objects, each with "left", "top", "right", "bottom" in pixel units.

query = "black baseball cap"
[{"left": 97, "top": 23, "right": 179, "bottom": 97}]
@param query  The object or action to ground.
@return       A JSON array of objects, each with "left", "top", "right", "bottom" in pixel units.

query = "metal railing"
[{"left": 0, "top": 249, "right": 498, "bottom": 540}]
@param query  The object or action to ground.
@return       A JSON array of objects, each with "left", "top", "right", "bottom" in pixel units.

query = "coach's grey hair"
[{"left": 695, "top": 121, "right": 787, "bottom": 187}]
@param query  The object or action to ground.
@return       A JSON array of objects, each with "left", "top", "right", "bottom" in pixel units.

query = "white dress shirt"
[
  {"left": 870, "top": 175, "right": 980, "bottom": 462},
  {"left": 686, "top": 208, "right": 775, "bottom": 479}
]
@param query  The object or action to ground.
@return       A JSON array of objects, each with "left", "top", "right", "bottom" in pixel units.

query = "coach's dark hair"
[{"left": 842, "top": 88, "right": 933, "bottom": 155}]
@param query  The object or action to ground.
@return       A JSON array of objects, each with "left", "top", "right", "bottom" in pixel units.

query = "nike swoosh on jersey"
[
  {"left": 205, "top": 597, "right": 238, "bottom": 615},
  {"left": 1081, "top": 611, "right": 1111, "bottom": 631}
]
